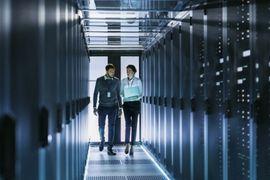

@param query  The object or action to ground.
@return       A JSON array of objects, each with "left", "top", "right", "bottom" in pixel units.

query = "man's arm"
[
  {"left": 93, "top": 78, "right": 100, "bottom": 108},
  {"left": 117, "top": 80, "right": 122, "bottom": 107},
  {"left": 120, "top": 79, "right": 124, "bottom": 98}
]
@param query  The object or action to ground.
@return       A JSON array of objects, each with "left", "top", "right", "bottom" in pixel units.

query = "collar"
[
  {"left": 104, "top": 75, "right": 113, "bottom": 80},
  {"left": 128, "top": 76, "right": 135, "bottom": 81}
]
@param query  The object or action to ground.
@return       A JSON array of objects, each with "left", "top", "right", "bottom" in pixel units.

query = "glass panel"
[{"left": 89, "top": 56, "right": 108, "bottom": 80}]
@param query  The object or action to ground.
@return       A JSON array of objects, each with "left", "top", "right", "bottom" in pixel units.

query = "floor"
[{"left": 84, "top": 145, "right": 168, "bottom": 180}]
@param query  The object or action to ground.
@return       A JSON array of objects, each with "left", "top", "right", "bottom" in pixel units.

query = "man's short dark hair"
[
  {"left": 126, "top": 64, "right": 137, "bottom": 73},
  {"left": 105, "top": 64, "right": 115, "bottom": 71}
]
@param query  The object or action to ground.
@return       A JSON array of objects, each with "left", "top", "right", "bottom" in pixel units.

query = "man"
[
  {"left": 93, "top": 64, "right": 122, "bottom": 155},
  {"left": 120, "top": 65, "right": 142, "bottom": 155}
]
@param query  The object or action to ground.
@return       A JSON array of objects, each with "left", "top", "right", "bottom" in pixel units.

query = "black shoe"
[
  {"left": 129, "top": 145, "right": 134, "bottom": 156},
  {"left": 107, "top": 148, "right": 116, "bottom": 156},
  {"left": 125, "top": 144, "right": 130, "bottom": 154},
  {"left": 99, "top": 142, "right": 104, "bottom": 151}
]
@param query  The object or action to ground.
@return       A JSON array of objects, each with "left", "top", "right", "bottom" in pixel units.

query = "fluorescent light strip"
[
  {"left": 88, "top": 47, "right": 144, "bottom": 51},
  {"left": 85, "top": 32, "right": 147, "bottom": 37},
  {"left": 171, "top": 110, "right": 174, "bottom": 167},
  {"left": 38, "top": 148, "right": 46, "bottom": 180},
  {"left": 204, "top": 114, "right": 208, "bottom": 180},
  {"left": 179, "top": 111, "right": 183, "bottom": 173},
  {"left": 56, "top": 133, "right": 61, "bottom": 180},
  {"left": 65, "top": 125, "right": 69, "bottom": 179},
  {"left": 153, "top": 104, "right": 156, "bottom": 147},
  {"left": 190, "top": 113, "right": 194, "bottom": 180},
  {"left": 141, "top": 145, "right": 171, "bottom": 180},
  {"left": 149, "top": 104, "right": 152, "bottom": 145},
  {"left": 158, "top": 107, "right": 161, "bottom": 154},
  {"left": 164, "top": 110, "right": 167, "bottom": 159},
  {"left": 88, "top": 12, "right": 139, "bottom": 19}
]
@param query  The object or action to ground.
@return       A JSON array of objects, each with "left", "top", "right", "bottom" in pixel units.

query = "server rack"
[
  {"left": 141, "top": 1, "right": 270, "bottom": 179},
  {"left": 0, "top": 0, "right": 90, "bottom": 179}
]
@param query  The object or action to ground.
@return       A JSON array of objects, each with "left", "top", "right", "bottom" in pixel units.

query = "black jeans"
[
  {"left": 98, "top": 105, "right": 118, "bottom": 148},
  {"left": 123, "top": 101, "right": 140, "bottom": 145}
]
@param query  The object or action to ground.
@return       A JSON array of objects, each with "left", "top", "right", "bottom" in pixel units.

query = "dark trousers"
[
  {"left": 98, "top": 105, "right": 118, "bottom": 148},
  {"left": 123, "top": 101, "right": 140, "bottom": 145}
]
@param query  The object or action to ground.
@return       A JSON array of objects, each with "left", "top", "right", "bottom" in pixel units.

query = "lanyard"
[
  {"left": 104, "top": 75, "right": 114, "bottom": 92},
  {"left": 128, "top": 77, "right": 135, "bottom": 87}
]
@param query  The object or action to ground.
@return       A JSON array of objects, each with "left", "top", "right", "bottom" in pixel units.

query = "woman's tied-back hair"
[{"left": 126, "top": 64, "right": 137, "bottom": 73}]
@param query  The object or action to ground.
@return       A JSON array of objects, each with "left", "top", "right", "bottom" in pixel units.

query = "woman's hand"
[{"left": 93, "top": 107, "right": 98, "bottom": 116}]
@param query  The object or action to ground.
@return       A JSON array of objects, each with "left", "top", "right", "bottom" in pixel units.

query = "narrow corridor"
[{"left": 1, "top": 0, "right": 270, "bottom": 180}]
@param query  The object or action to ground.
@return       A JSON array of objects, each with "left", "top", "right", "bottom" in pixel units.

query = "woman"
[{"left": 120, "top": 65, "right": 142, "bottom": 155}]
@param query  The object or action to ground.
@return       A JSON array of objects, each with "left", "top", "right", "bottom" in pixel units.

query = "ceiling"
[{"left": 77, "top": 0, "right": 202, "bottom": 51}]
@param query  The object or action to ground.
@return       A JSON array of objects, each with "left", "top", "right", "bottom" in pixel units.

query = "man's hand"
[
  {"left": 118, "top": 108, "right": 122, "bottom": 117},
  {"left": 93, "top": 107, "right": 98, "bottom": 116}
]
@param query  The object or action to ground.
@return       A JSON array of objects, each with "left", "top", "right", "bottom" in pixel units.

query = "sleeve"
[
  {"left": 93, "top": 78, "right": 100, "bottom": 108},
  {"left": 138, "top": 79, "right": 143, "bottom": 98},
  {"left": 120, "top": 79, "right": 124, "bottom": 97}
]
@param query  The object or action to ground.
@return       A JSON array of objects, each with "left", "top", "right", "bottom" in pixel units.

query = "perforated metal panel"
[
  {"left": 255, "top": 1, "right": 270, "bottom": 179},
  {"left": 150, "top": 47, "right": 155, "bottom": 150},
  {"left": 0, "top": 0, "right": 90, "bottom": 179},
  {"left": 127, "top": 175, "right": 167, "bottom": 180},
  {"left": 153, "top": 44, "right": 159, "bottom": 152},
  {"left": 206, "top": 4, "right": 224, "bottom": 180},
  {"left": 87, "top": 176, "right": 126, "bottom": 180},
  {"left": 122, "top": 159, "right": 152, "bottom": 164},
  {"left": 226, "top": 1, "right": 253, "bottom": 179},
  {"left": 88, "top": 160, "right": 121, "bottom": 165},
  {"left": 159, "top": 39, "right": 166, "bottom": 164},
  {"left": 171, "top": 26, "right": 181, "bottom": 179},
  {"left": 165, "top": 31, "right": 173, "bottom": 171},
  {"left": 87, "top": 176, "right": 166, "bottom": 180},
  {"left": 192, "top": 8, "right": 205, "bottom": 180},
  {"left": 181, "top": 13, "right": 192, "bottom": 180}
]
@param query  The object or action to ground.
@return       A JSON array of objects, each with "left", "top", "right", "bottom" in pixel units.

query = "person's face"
[
  {"left": 107, "top": 68, "right": 115, "bottom": 77},
  {"left": 127, "top": 68, "right": 135, "bottom": 78}
]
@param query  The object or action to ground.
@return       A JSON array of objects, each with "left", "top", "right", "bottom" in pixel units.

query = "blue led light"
[{"left": 141, "top": 145, "right": 171, "bottom": 180}]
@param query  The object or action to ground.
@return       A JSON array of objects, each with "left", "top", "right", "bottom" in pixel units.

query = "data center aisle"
[{"left": 84, "top": 145, "right": 169, "bottom": 180}]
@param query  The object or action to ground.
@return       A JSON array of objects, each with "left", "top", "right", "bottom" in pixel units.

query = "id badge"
[{"left": 107, "top": 92, "right": 111, "bottom": 98}]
